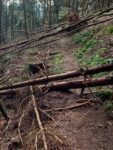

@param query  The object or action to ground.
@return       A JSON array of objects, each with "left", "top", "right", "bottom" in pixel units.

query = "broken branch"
[{"left": 30, "top": 86, "right": 48, "bottom": 150}]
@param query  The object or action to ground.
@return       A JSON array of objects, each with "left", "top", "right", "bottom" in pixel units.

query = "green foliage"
[
  {"left": 73, "top": 31, "right": 93, "bottom": 45},
  {"left": 72, "top": 28, "right": 113, "bottom": 78},
  {"left": 73, "top": 28, "right": 98, "bottom": 46},
  {"left": 74, "top": 48, "right": 107, "bottom": 68},
  {"left": 97, "top": 47, "right": 107, "bottom": 52},
  {"left": 107, "top": 58, "right": 113, "bottom": 64},
  {"left": 85, "top": 39, "right": 97, "bottom": 49},
  {"left": 0, "top": 55, "right": 12, "bottom": 64},
  {"left": 51, "top": 54, "right": 64, "bottom": 74},
  {"left": 96, "top": 90, "right": 112, "bottom": 101},
  {"left": 104, "top": 101, "right": 113, "bottom": 113},
  {"left": 59, "top": 9, "right": 68, "bottom": 20},
  {"left": 104, "top": 25, "right": 113, "bottom": 34},
  {"left": 82, "top": 55, "right": 103, "bottom": 67},
  {"left": 23, "top": 64, "right": 29, "bottom": 73},
  {"left": 26, "top": 48, "right": 37, "bottom": 55},
  {"left": 97, "top": 47, "right": 108, "bottom": 54}
]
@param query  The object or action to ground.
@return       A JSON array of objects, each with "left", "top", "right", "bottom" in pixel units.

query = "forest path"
[
  {"left": 44, "top": 37, "right": 113, "bottom": 150},
  {"left": 0, "top": 35, "right": 113, "bottom": 150},
  {"left": 51, "top": 37, "right": 80, "bottom": 72}
]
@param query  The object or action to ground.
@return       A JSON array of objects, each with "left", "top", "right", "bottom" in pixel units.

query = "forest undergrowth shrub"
[
  {"left": 72, "top": 28, "right": 112, "bottom": 76},
  {"left": 0, "top": 54, "right": 12, "bottom": 64},
  {"left": 104, "top": 101, "right": 113, "bottom": 113},
  {"left": 96, "top": 89, "right": 112, "bottom": 101},
  {"left": 95, "top": 88, "right": 113, "bottom": 114},
  {"left": 26, "top": 48, "right": 38, "bottom": 55}
]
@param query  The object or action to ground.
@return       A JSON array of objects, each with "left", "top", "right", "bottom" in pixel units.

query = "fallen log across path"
[
  {"left": 42, "top": 76, "right": 113, "bottom": 91},
  {"left": 0, "top": 63, "right": 112, "bottom": 91},
  {"left": 0, "top": 76, "right": 113, "bottom": 95}
]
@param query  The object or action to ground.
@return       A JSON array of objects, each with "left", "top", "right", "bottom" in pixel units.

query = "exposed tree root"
[{"left": 45, "top": 99, "right": 96, "bottom": 112}]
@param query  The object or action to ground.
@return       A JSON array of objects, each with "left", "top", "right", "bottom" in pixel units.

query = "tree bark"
[
  {"left": 0, "top": 0, "right": 3, "bottom": 43},
  {"left": 23, "top": 0, "right": 29, "bottom": 39},
  {"left": 0, "top": 63, "right": 113, "bottom": 91},
  {"left": 43, "top": 77, "right": 113, "bottom": 91},
  {"left": 0, "top": 76, "right": 113, "bottom": 95}
]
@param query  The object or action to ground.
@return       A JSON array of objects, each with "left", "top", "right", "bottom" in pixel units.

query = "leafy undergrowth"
[
  {"left": 96, "top": 89, "right": 113, "bottom": 113},
  {"left": 72, "top": 26, "right": 113, "bottom": 77},
  {"left": 72, "top": 25, "right": 113, "bottom": 105}
]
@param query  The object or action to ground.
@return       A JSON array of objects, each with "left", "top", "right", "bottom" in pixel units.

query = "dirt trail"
[
  {"left": 58, "top": 37, "right": 80, "bottom": 71},
  {"left": 52, "top": 37, "right": 80, "bottom": 72},
  {"left": 45, "top": 37, "right": 113, "bottom": 150}
]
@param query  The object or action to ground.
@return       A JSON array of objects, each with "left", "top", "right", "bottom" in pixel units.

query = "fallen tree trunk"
[
  {"left": 42, "top": 76, "right": 113, "bottom": 91},
  {"left": 1, "top": 6, "right": 113, "bottom": 52},
  {"left": 1, "top": 9, "right": 113, "bottom": 58},
  {"left": 0, "top": 63, "right": 112, "bottom": 91},
  {"left": 1, "top": 15, "right": 113, "bottom": 58},
  {"left": 0, "top": 89, "right": 16, "bottom": 95},
  {"left": 0, "top": 76, "right": 113, "bottom": 95}
]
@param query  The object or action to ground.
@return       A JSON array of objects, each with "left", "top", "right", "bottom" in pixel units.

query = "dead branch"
[
  {"left": 0, "top": 89, "right": 16, "bottom": 95},
  {"left": 30, "top": 86, "right": 48, "bottom": 150},
  {"left": 45, "top": 100, "right": 92, "bottom": 111}
]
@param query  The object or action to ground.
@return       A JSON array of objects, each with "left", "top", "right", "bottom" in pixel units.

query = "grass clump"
[
  {"left": 96, "top": 90, "right": 112, "bottom": 101},
  {"left": 73, "top": 31, "right": 93, "bottom": 45},
  {"left": 0, "top": 54, "right": 12, "bottom": 64},
  {"left": 97, "top": 47, "right": 107, "bottom": 54},
  {"left": 26, "top": 48, "right": 38, "bottom": 55},
  {"left": 103, "top": 25, "right": 113, "bottom": 34},
  {"left": 104, "top": 101, "right": 113, "bottom": 113},
  {"left": 23, "top": 64, "right": 30, "bottom": 73},
  {"left": 51, "top": 54, "right": 64, "bottom": 74},
  {"left": 73, "top": 27, "right": 99, "bottom": 45}
]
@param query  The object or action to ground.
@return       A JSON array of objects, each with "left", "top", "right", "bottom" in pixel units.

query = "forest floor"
[
  {"left": 0, "top": 21, "right": 113, "bottom": 150},
  {"left": 41, "top": 37, "right": 113, "bottom": 150}
]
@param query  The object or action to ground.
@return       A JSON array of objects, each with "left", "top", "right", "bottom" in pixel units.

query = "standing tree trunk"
[
  {"left": 5, "top": 0, "right": 8, "bottom": 42},
  {"left": 0, "top": 0, "right": 3, "bottom": 43},
  {"left": 48, "top": 0, "right": 52, "bottom": 28},
  {"left": 11, "top": 1, "right": 14, "bottom": 41},
  {"left": 23, "top": 0, "right": 29, "bottom": 39}
]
